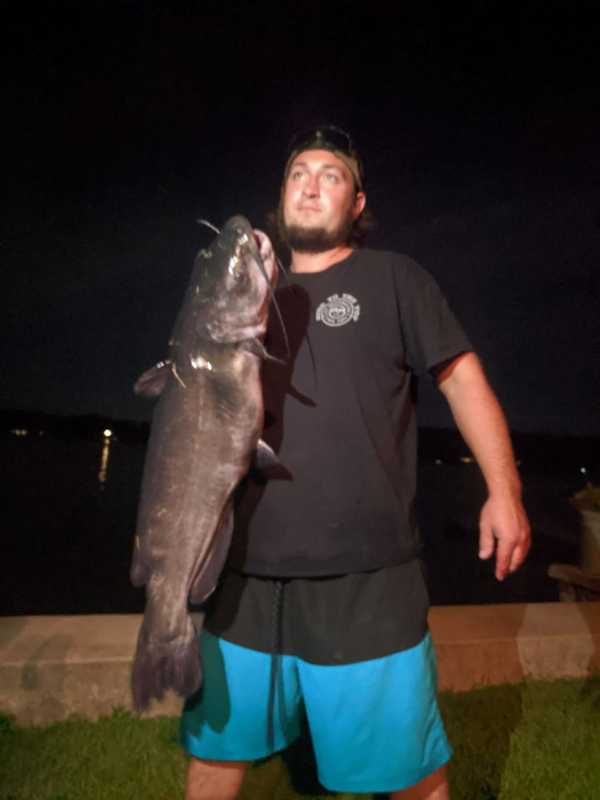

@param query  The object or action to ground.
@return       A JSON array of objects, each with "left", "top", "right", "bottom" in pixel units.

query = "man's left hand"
[{"left": 479, "top": 493, "right": 531, "bottom": 580}]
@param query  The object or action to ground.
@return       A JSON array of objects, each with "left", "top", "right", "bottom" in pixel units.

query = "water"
[
  {"left": 1, "top": 431, "right": 585, "bottom": 616},
  {"left": 3, "top": 433, "right": 146, "bottom": 615}
]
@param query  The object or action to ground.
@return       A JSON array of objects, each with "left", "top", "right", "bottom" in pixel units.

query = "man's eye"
[{"left": 324, "top": 173, "right": 339, "bottom": 183}]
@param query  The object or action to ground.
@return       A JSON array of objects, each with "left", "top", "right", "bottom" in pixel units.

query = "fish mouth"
[
  {"left": 195, "top": 216, "right": 288, "bottom": 358},
  {"left": 230, "top": 220, "right": 277, "bottom": 293}
]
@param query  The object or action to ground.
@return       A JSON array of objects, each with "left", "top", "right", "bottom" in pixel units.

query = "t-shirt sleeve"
[{"left": 393, "top": 255, "right": 473, "bottom": 375}]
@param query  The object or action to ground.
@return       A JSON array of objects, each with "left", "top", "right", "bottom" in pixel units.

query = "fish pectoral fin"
[
  {"left": 130, "top": 532, "right": 150, "bottom": 587},
  {"left": 243, "top": 337, "right": 285, "bottom": 364},
  {"left": 189, "top": 504, "right": 234, "bottom": 606},
  {"left": 253, "top": 440, "right": 293, "bottom": 480},
  {"left": 133, "top": 361, "right": 171, "bottom": 397}
]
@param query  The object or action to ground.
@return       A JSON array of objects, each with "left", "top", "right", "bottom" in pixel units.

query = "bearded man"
[{"left": 180, "top": 126, "right": 530, "bottom": 800}]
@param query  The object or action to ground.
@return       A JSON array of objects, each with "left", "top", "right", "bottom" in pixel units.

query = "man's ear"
[{"left": 352, "top": 191, "right": 366, "bottom": 219}]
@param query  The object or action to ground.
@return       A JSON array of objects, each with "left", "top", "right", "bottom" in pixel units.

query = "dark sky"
[{"left": 3, "top": 3, "right": 599, "bottom": 434}]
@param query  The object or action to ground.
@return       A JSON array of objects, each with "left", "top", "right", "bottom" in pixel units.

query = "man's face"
[{"left": 281, "top": 149, "right": 366, "bottom": 253}]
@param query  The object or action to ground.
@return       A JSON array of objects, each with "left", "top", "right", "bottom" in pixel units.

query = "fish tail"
[{"left": 131, "top": 616, "right": 202, "bottom": 712}]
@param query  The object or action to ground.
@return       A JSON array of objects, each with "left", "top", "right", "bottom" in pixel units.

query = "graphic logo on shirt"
[{"left": 316, "top": 293, "right": 361, "bottom": 327}]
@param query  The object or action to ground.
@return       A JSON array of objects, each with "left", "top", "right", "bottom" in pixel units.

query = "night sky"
[{"left": 4, "top": 4, "right": 599, "bottom": 435}]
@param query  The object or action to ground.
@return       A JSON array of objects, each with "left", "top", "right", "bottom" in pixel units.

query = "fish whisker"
[{"left": 197, "top": 219, "right": 221, "bottom": 235}]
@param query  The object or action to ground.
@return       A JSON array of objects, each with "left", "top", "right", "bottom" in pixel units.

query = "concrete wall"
[{"left": 1, "top": 603, "right": 599, "bottom": 725}]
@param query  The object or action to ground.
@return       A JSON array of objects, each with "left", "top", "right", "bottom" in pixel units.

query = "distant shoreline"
[{"left": 2, "top": 408, "right": 598, "bottom": 477}]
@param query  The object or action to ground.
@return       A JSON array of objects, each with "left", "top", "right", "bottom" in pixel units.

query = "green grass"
[{"left": 1, "top": 677, "right": 600, "bottom": 799}]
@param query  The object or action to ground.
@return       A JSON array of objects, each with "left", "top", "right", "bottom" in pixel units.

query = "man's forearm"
[
  {"left": 437, "top": 351, "right": 530, "bottom": 579},
  {"left": 436, "top": 352, "right": 521, "bottom": 497}
]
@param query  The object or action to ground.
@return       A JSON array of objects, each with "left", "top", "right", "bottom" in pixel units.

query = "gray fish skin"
[{"left": 130, "top": 216, "right": 277, "bottom": 712}]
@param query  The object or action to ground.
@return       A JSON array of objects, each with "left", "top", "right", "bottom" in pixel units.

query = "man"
[{"left": 180, "top": 126, "right": 531, "bottom": 799}]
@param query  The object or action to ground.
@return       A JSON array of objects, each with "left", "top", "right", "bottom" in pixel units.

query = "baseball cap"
[{"left": 284, "top": 125, "right": 365, "bottom": 190}]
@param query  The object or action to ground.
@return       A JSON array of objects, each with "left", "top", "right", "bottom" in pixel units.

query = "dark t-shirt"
[{"left": 227, "top": 247, "right": 472, "bottom": 577}]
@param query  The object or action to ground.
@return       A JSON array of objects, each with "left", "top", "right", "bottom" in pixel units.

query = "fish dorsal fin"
[
  {"left": 243, "top": 338, "right": 285, "bottom": 364},
  {"left": 134, "top": 360, "right": 171, "bottom": 397}
]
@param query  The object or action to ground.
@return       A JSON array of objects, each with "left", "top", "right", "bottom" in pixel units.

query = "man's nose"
[{"left": 302, "top": 174, "right": 320, "bottom": 196}]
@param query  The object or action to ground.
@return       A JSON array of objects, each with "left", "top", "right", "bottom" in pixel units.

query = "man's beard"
[{"left": 282, "top": 209, "right": 354, "bottom": 253}]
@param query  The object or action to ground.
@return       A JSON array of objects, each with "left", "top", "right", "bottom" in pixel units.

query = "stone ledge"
[
  {"left": 428, "top": 602, "right": 600, "bottom": 691},
  {"left": 1, "top": 603, "right": 599, "bottom": 725}
]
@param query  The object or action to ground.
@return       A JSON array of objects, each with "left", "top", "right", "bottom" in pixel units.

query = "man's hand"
[
  {"left": 253, "top": 229, "right": 276, "bottom": 277},
  {"left": 479, "top": 492, "right": 531, "bottom": 580}
]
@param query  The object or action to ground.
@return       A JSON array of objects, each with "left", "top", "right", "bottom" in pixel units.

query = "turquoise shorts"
[{"left": 180, "top": 630, "right": 451, "bottom": 793}]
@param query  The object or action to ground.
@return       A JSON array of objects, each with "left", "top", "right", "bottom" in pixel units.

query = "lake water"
[{"left": 1, "top": 431, "right": 586, "bottom": 616}]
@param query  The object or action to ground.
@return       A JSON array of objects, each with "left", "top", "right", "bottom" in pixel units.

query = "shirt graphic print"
[{"left": 316, "top": 293, "right": 361, "bottom": 327}]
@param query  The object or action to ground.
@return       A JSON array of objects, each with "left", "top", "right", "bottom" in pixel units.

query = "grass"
[{"left": 1, "top": 677, "right": 600, "bottom": 799}]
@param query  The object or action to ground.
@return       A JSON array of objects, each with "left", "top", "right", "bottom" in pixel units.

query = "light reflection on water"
[{"left": 98, "top": 430, "right": 113, "bottom": 486}]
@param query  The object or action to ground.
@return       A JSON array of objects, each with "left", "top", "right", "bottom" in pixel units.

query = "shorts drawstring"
[{"left": 266, "top": 579, "right": 285, "bottom": 751}]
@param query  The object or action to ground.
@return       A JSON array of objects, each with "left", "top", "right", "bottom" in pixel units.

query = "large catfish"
[{"left": 130, "top": 216, "right": 278, "bottom": 711}]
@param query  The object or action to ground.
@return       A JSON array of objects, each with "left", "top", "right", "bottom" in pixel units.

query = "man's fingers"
[
  {"left": 494, "top": 536, "right": 513, "bottom": 581},
  {"left": 495, "top": 530, "right": 531, "bottom": 580},
  {"left": 253, "top": 229, "right": 272, "bottom": 261},
  {"left": 508, "top": 539, "right": 529, "bottom": 574},
  {"left": 478, "top": 521, "right": 495, "bottom": 560}
]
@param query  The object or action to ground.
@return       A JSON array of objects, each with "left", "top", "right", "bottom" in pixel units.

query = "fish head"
[{"left": 192, "top": 216, "right": 277, "bottom": 344}]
